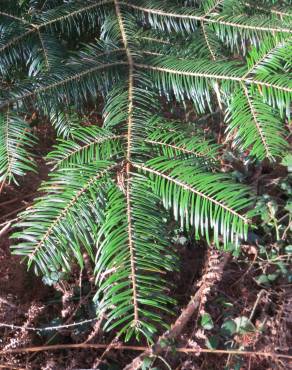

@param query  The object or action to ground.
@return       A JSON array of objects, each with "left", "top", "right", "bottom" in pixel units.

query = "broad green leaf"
[
  {"left": 200, "top": 313, "right": 214, "bottom": 330},
  {"left": 233, "top": 316, "right": 256, "bottom": 334},
  {"left": 221, "top": 320, "right": 237, "bottom": 336}
]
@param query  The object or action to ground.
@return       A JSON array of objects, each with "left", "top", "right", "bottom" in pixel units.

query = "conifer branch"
[
  {"left": 244, "top": 3, "right": 292, "bottom": 18},
  {"left": 135, "top": 63, "right": 292, "bottom": 93},
  {"left": 4, "top": 0, "right": 288, "bottom": 342},
  {"left": 0, "top": 60, "right": 127, "bottom": 110},
  {"left": 133, "top": 163, "right": 249, "bottom": 223},
  {"left": 27, "top": 164, "right": 118, "bottom": 266},
  {"left": 0, "top": 11, "right": 28, "bottom": 23},
  {"left": 145, "top": 139, "right": 205, "bottom": 156},
  {"left": 0, "top": 0, "right": 114, "bottom": 54},
  {"left": 241, "top": 83, "right": 271, "bottom": 159},
  {"left": 121, "top": 2, "right": 292, "bottom": 34},
  {"left": 114, "top": 0, "right": 139, "bottom": 325},
  {"left": 243, "top": 38, "right": 288, "bottom": 78},
  {"left": 38, "top": 0, "right": 113, "bottom": 29},
  {"left": 201, "top": 23, "right": 216, "bottom": 60},
  {"left": 37, "top": 31, "right": 50, "bottom": 70}
]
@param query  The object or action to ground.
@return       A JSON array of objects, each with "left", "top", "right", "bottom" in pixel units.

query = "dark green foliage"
[{"left": 0, "top": 0, "right": 290, "bottom": 341}]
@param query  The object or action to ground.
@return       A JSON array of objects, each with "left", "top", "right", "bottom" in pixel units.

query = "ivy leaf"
[
  {"left": 281, "top": 154, "right": 292, "bottom": 172},
  {"left": 142, "top": 357, "right": 154, "bottom": 370},
  {"left": 233, "top": 316, "right": 255, "bottom": 334},
  {"left": 256, "top": 272, "right": 279, "bottom": 286},
  {"left": 285, "top": 202, "right": 292, "bottom": 214},
  {"left": 205, "top": 335, "right": 219, "bottom": 349},
  {"left": 221, "top": 320, "right": 237, "bottom": 336},
  {"left": 42, "top": 271, "right": 65, "bottom": 286},
  {"left": 200, "top": 313, "right": 214, "bottom": 330}
]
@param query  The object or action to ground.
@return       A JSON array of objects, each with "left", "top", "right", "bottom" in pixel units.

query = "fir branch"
[
  {"left": 0, "top": 59, "right": 127, "bottom": 110},
  {"left": 121, "top": 2, "right": 292, "bottom": 34},
  {"left": 136, "top": 62, "right": 292, "bottom": 93},
  {"left": 241, "top": 83, "right": 271, "bottom": 158},
  {"left": 114, "top": 0, "right": 139, "bottom": 325},
  {"left": 0, "top": 0, "right": 114, "bottom": 54},
  {"left": 124, "top": 250, "right": 229, "bottom": 370},
  {"left": 24, "top": 163, "right": 118, "bottom": 268},
  {"left": 133, "top": 163, "right": 250, "bottom": 223},
  {"left": 4, "top": 0, "right": 289, "bottom": 342},
  {"left": 0, "top": 11, "right": 28, "bottom": 23}
]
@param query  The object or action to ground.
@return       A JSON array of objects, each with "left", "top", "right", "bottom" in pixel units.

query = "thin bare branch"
[
  {"left": 1, "top": 343, "right": 291, "bottom": 360},
  {"left": 0, "top": 318, "right": 97, "bottom": 332}
]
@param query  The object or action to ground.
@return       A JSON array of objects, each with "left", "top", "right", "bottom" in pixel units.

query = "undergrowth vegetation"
[{"left": 0, "top": 0, "right": 291, "bottom": 356}]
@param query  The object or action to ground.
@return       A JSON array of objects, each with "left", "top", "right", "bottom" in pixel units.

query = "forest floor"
[{"left": 0, "top": 123, "right": 291, "bottom": 370}]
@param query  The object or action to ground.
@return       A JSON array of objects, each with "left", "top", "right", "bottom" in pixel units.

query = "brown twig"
[
  {"left": 0, "top": 343, "right": 290, "bottom": 360},
  {"left": 281, "top": 219, "right": 292, "bottom": 240},
  {"left": 0, "top": 297, "right": 17, "bottom": 309},
  {"left": 0, "top": 217, "right": 19, "bottom": 228},
  {"left": 0, "top": 221, "right": 11, "bottom": 237},
  {"left": 0, "top": 363, "right": 26, "bottom": 370},
  {"left": 0, "top": 192, "right": 39, "bottom": 207},
  {"left": 0, "top": 204, "right": 29, "bottom": 221},
  {"left": 0, "top": 317, "right": 98, "bottom": 332},
  {"left": 226, "top": 289, "right": 267, "bottom": 367},
  {"left": 3, "top": 303, "right": 45, "bottom": 352},
  {"left": 82, "top": 314, "right": 105, "bottom": 344},
  {"left": 0, "top": 180, "right": 5, "bottom": 195},
  {"left": 27, "top": 288, "right": 94, "bottom": 363},
  {"left": 231, "top": 249, "right": 258, "bottom": 287},
  {"left": 92, "top": 333, "right": 121, "bottom": 369},
  {"left": 124, "top": 250, "right": 230, "bottom": 370}
]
